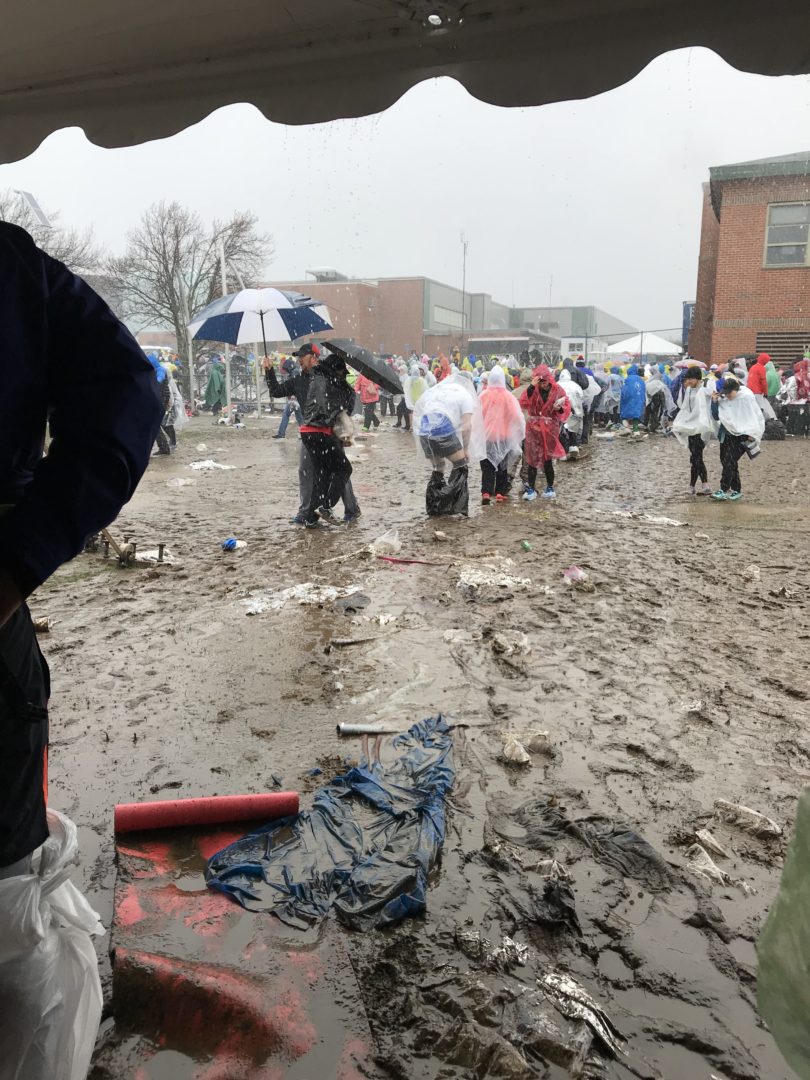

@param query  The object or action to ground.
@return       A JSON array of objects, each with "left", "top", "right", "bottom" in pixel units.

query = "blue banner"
[{"left": 682, "top": 302, "right": 695, "bottom": 351}]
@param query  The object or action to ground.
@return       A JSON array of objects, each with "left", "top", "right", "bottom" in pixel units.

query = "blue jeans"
[{"left": 276, "top": 399, "right": 303, "bottom": 437}]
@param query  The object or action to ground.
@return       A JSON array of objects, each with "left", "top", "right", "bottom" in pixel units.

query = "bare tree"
[
  {"left": 0, "top": 189, "right": 102, "bottom": 272},
  {"left": 106, "top": 201, "right": 273, "bottom": 400}
]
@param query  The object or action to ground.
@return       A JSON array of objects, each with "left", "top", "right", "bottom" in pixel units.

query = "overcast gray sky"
[{"left": 2, "top": 46, "right": 809, "bottom": 332}]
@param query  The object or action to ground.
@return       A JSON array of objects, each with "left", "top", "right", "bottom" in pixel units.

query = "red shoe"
[
  {"left": 495, "top": 494, "right": 508, "bottom": 503},
  {"left": 481, "top": 493, "right": 491, "bottom": 505}
]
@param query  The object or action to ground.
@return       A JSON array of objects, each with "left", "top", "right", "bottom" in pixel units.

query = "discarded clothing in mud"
[
  {"left": 205, "top": 715, "right": 454, "bottom": 930},
  {"left": 508, "top": 797, "right": 673, "bottom": 893},
  {"left": 571, "top": 817, "right": 674, "bottom": 893}
]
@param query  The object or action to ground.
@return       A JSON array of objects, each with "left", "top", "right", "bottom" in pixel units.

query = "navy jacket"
[{"left": 0, "top": 224, "right": 164, "bottom": 596}]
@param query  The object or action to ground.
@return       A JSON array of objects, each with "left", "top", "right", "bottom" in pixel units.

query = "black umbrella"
[{"left": 323, "top": 339, "right": 403, "bottom": 396}]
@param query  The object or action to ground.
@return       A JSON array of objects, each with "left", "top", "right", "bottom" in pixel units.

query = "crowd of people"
[{"left": 253, "top": 344, "right": 807, "bottom": 523}]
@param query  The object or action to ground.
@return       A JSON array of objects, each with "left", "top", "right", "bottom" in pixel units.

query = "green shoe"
[
  {"left": 726, "top": 491, "right": 742, "bottom": 501},
  {"left": 711, "top": 490, "right": 727, "bottom": 501}
]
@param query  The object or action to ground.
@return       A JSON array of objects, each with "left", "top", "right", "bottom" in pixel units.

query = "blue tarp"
[{"left": 205, "top": 715, "right": 454, "bottom": 931}]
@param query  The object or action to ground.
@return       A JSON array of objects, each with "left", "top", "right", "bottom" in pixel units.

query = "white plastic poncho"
[
  {"left": 404, "top": 364, "right": 427, "bottom": 411},
  {"left": 558, "top": 369, "right": 584, "bottom": 416},
  {"left": 719, "top": 385, "right": 766, "bottom": 447},
  {"left": 478, "top": 366, "right": 526, "bottom": 467},
  {"left": 168, "top": 375, "right": 188, "bottom": 429},
  {"left": 646, "top": 374, "right": 676, "bottom": 416},
  {"left": 672, "top": 384, "right": 716, "bottom": 448},
  {"left": 583, "top": 374, "right": 601, "bottom": 408},
  {"left": 412, "top": 370, "right": 486, "bottom": 464}
]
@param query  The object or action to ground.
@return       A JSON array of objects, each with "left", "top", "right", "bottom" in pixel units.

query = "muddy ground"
[{"left": 36, "top": 414, "right": 809, "bottom": 1079}]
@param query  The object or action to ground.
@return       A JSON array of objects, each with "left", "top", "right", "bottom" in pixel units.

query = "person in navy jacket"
[{"left": 0, "top": 222, "right": 163, "bottom": 873}]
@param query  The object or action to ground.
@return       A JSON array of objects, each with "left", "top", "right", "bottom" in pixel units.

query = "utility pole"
[
  {"left": 219, "top": 238, "right": 232, "bottom": 418},
  {"left": 177, "top": 273, "right": 195, "bottom": 405},
  {"left": 460, "top": 232, "right": 469, "bottom": 353}
]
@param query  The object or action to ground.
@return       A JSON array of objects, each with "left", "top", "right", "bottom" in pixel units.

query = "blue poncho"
[{"left": 620, "top": 365, "right": 646, "bottom": 420}]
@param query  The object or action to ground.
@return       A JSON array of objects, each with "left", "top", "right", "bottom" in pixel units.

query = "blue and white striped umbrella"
[{"left": 188, "top": 287, "right": 333, "bottom": 351}]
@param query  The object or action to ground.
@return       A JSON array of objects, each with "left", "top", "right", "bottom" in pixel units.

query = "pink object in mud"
[{"left": 562, "top": 565, "right": 589, "bottom": 584}]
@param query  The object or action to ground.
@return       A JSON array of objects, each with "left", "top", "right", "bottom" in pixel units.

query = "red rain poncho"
[
  {"left": 478, "top": 366, "right": 526, "bottom": 466},
  {"left": 519, "top": 365, "right": 571, "bottom": 465},
  {"left": 747, "top": 353, "right": 769, "bottom": 397}
]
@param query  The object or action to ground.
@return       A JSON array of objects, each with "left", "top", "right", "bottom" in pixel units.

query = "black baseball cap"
[{"left": 295, "top": 343, "right": 321, "bottom": 358}]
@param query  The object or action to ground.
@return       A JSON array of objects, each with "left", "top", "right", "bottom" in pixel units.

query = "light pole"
[
  {"left": 219, "top": 238, "right": 233, "bottom": 418},
  {"left": 460, "top": 232, "right": 469, "bottom": 353}
]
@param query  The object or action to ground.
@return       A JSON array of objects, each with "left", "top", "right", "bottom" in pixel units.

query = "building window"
[
  {"left": 433, "top": 305, "right": 463, "bottom": 329},
  {"left": 765, "top": 203, "right": 810, "bottom": 267},
  {"left": 568, "top": 342, "right": 584, "bottom": 352}
]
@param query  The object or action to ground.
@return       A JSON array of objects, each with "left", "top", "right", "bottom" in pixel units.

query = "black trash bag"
[
  {"left": 426, "top": 465, "right": 469, "bottom": 517},
  {"left": 763, "top": 417, "right": 786, "bottom": 441},
  {"left": 531, "top": 878, "right": 582, "bottom": 935}
]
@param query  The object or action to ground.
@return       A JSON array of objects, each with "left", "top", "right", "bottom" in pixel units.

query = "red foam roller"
[{"left": 114, "top": 792, "right": 299, "bottom": 834}]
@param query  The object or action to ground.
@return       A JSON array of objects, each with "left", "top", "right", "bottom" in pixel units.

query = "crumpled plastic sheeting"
[
  {"left": 508, "top": 797, "right": 674, "bottom": 893},
  {"left": 205, "top": 715, "right": 454, "bottom": 931},
  {"left": 538, "top": 972, "right": 626, "bottom": 1059}
]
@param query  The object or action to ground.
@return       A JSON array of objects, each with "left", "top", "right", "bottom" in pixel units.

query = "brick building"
[
  {"left": 264, "top": 270, "right": 634, "bottom": 358},
  {"left": 690, "top": 151, "right": 810, "bottom": 364}
]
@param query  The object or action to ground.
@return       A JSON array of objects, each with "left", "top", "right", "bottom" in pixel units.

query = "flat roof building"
[{"left": 263, "top": 272, "right": 634, "bottom": 358}]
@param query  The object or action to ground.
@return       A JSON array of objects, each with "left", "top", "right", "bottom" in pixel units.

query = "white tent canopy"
[{"left": 607, "top": 333, "right": 683, "bottom": 356}]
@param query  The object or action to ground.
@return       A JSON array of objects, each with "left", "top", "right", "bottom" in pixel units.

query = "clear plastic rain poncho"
[
  {"left": 478, "top": 366, "right": 526, "bottom": 467},
  {"left": 404, "top": 364, "right": 427, "bottom": 411},
  {"left": 718, "top": 384, "right": 766, "bottom": 448},
  {"left": 412, "top": 370, "right": 486, "bottom": 464},
  {"left": 671, "top": 383, "right": 716, "bottom": 448}
]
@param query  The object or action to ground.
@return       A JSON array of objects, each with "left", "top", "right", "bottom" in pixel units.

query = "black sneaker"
[
  {"left": 343, "top": 509, "right": 362, "bottom": 524},
  {"left": 290, "top": 513, "right": 307, "bottom": 525},
  {"left": 304, "top": 519, "right": 324, "bottom": 529},
  {"left": 317, "top": 506, "right": 344, "bottom": 527}
]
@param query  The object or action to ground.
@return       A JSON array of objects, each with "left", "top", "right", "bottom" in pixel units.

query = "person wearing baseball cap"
[
  {"left": 263, "top": 345, "right": 321, "bottom": 518},
  {"left": 262, "top": 343, "right": 361, "bottom": 524}
]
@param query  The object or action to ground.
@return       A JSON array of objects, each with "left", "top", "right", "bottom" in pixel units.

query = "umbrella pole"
[
  {"left": 254, "top": 342, "right": 263, "bottom": 419},
  {"left": 256, "top": 313, "right": 269, "bottom": 421},
  {"left": 260, "top": 312, "right": 268, "bottom": 358}
]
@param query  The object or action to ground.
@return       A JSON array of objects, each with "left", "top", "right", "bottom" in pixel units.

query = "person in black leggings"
[
  {"left": 526, "top": 461, "right": 555, "bottom": 493},
  {"left": 688, "top": 434, "right": 708, "bottom": 489}
]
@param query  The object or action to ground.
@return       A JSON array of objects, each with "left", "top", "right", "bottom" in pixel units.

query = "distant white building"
[{"left": 560, "top": 336, "right": 613, "bottom": 365}]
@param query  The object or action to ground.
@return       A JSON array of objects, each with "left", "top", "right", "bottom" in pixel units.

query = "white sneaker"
[
  {"left": 689, "top": 485, "right": 696, "bottom": 495},
  {"left": 522, "top": 488, "right": 538, "bottom": 502},
  {"left": 568, "top": 446, "right": 580, "bottom": 459}
]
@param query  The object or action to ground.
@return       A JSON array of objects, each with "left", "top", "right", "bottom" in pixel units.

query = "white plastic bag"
[
  {"left": 370, "top": 529, "right": 402, "bottom": 555},
  {"left": 0, "top": 809, "right": 104, "bottom": 1080}
]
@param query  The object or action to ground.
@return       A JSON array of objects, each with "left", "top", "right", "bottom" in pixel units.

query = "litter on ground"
[
  {"left": 189, "top": 459, "right": 235, "bottom": 471},
  {"left": 457, "top": 560, "right": 531, "bottom": 593},
  {"left": 242, "top": 583, "right": 361, "bottom": 614},
  {"left": 714, "top": 798, "right": 781, "bottom": 837}
]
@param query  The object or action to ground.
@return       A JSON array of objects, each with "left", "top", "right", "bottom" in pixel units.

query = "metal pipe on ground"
[{"left": 336, "top": 722, "right": 401, "bottom": 736}]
